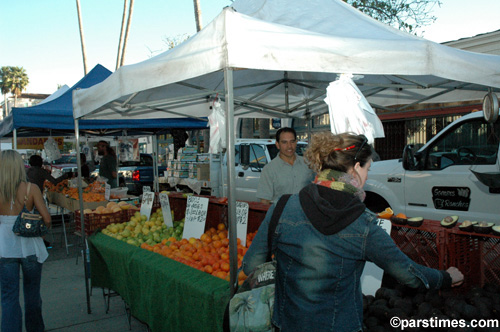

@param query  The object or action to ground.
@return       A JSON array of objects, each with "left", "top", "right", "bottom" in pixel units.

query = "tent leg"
[{"left": 224, "top": 68, "right": 238, "bottom": 296}]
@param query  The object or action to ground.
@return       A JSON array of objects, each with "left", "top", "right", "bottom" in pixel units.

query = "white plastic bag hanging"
[
  {"left": 324, "top": 74, "right": 385, "bottom": 144},
  {"left": 119, "top": 139, "right": 137, "bottom": 162},
  {"left": 208, "top": 100, "right": 226, "bottom": 154},
  {"left": 43, "top": 137, "right": 61, "bottom": 162}
]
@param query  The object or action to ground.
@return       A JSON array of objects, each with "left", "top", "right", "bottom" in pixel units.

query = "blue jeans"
[{"left": 0, "top": 255, "right": 44, "bottom": 332}]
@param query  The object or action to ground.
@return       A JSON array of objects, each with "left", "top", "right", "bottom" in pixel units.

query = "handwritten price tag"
[
  {"left": 159, "top": 193, "right": 173, "bottom": 228},
  {"left": 236, "top": 201, "right": 249, "bottom": 247},
  {"left": 104, "top": 184, "right": 111, "bottom": 201},
  {"left": 182, "top": 196, "right": 209, "bottom": 239},
  {"left": 143, "top": 186, "right": 151, "bottom": 193},
  {"left": 140, "top": 191, "right": 155, "bottom": 221}
]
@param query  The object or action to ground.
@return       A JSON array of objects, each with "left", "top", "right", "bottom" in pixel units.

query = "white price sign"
[
  {"left": 104, "top": 184, "right": 111, "bottom": 201},
  {"left": 159, "top": 193, "right": 173, "bottom": 228},
  {"left": 140, "top": 191, "right": 155, "bottom": 221},
  {"left": 143, "top": 186, "right": 151, "bottom": 193},
  {"left": 236, "top": 201, "right": 249, "bottom": 247},
  {"left": 182, "top": 196, "right": 209, "bottom": 239}
]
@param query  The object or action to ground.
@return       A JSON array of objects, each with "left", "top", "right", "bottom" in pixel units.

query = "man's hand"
[{"left": 260, "top": 199, "right": 271, "bottom": 204}]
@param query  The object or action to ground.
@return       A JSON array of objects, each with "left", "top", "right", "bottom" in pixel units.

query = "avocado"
[
  {"left": 473, "top": 221, "right": 494, "bottom": 234},
  {"left": 390, "top": 216, "right": 407, "bottom": 225},
  {"left": 440, "top": 215, "right": 459, "bottom": 228},
  {"left": 492, "top": 225, "right": 500, "bottom": 236},
  {"left": 458, "top": 220, "right": 477, "bottom": 232},
  {"left": 407, "top": 217, "right": 423, "bottom": 227}
]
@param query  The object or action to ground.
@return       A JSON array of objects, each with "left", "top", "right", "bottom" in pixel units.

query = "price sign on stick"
[
  {"left": 182, "top": 196, "right": 209, "bottom": 239},
  {"left": 104, "top": 184, "right": 111, "bottom": 201},
  {"left": 140, "top": 191, "right": 155, "bottom": 221},
  {"left": 236, "top": 201, "right": 249, "bottom": 247},
  {"left": 143, "top": 186, "right": 151, "bottom": 193},
  {"left": 159, "top": 193, "right": 173, "bottom": 228}
]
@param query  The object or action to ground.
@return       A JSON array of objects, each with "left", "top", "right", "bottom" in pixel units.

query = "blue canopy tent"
[{"left": 0, "top": 64, "right": 208, "bottom": 138}]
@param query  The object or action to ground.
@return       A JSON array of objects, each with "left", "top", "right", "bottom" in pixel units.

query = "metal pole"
[
  {"left": 13, "top": 129, "right": 17, "bottom": 149},
  {"left": 152, "top": 135, "right": 159, "bottom": 192},
  {"left": 224, "top": 68, "right": 238, "bottom": 295},
  {"left": 74, "top": 119, "right": 92, "bottom": 314}
]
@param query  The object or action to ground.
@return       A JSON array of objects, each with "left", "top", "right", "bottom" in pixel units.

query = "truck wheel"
[{"left": 364, "top": 193, "right": 391, "bottom": 214}]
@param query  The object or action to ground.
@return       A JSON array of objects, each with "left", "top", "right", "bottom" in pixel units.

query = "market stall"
[{"left": 72, "top": 0, "right": 500, "bottom": 297}]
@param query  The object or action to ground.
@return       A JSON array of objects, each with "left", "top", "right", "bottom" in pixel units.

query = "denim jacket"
[{"left": 242, "top": 185, "right": 450, "bottom": 332}]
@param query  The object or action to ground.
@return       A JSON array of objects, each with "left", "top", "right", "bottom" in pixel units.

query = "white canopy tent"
[{"left": 73, "top": 0, "right": 500, "bottom": 293}]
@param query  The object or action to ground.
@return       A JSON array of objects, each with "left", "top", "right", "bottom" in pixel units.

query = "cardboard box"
[
  {"left": 181, "top": 146, "right": 198, "bottom": 154},
  {"left": 179, "top": 154, "right": 197, "bottom": 162},
  {"left": 196, "top": 163, "right": 210, "bottom": 181},
  {"left": 174, "top": 170, "right": 189, "bottom": 178}
]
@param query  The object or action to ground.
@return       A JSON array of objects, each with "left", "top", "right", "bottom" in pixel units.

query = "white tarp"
[{"left": 73, "top": 0, "right": 500, "bottom": 121}]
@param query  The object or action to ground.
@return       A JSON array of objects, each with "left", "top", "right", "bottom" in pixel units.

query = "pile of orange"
[
  {"left": 141, "top": 223, "right": 254, "bottom": 284},
  {"left": 45, "top": 179, "right": 106, "bottom": 202}
]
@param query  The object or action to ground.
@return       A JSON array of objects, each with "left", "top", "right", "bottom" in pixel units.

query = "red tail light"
[{"left": 132, "top": 170, "right": 140, "bottom": 181}]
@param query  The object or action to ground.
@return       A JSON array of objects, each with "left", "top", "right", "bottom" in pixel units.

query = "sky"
[{"left": 1, "top": 0, "right": 499, "bottom": 95}]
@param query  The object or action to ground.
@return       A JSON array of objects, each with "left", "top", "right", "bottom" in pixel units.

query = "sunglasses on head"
[{"left": 354, "top": 135, "right": 368, "bottom": 163}]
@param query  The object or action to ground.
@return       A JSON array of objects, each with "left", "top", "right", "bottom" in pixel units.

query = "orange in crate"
[{"left": 377, "top": 207, "right": 394, "bottom": 219}]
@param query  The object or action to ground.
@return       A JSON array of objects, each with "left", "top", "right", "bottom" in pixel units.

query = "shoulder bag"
[
  {"left": 228, "top": 194, "right": 291, "bottom": 332},
  {"left": 12, "top": 183, "right": 48, "bottom": 237}
]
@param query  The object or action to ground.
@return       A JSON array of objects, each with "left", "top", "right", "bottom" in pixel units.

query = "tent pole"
[
  {"left": 224, "top": 68, "right": 238, "bottom": 295},
  {"left": 13, "top": 129, "right": 17, "bottom": 149},
  {"left": 152, "top": 135, "right": 159, "bottom": 192},
  {"left": 74, "top": 119, "right": 92, "bottom": 314}
]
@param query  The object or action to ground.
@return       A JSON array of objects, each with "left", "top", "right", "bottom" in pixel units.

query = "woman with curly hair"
[
  {"left": 242, "top": 132, "right": 463, "bottom": 332},
  {"left": 0, "top": 150, "right": 51, "bottom": 332}
]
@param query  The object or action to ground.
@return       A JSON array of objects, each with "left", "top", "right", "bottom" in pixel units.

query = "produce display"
[
  {"left": 363, "top": 283, "right": 500, "bottom": 332},
  {"left": 100, "top": 207, "right": 253, "bottom": 282},
  {"left": 45, "top": 179, "right": 106, "bottom": 202}
]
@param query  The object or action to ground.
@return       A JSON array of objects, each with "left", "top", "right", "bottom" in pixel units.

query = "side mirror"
[
  {"left": 240, "top": 145, "right": 250, "bottom": 166},
  {"left": 402, "top": 144, "right": 416, "bottom": 170}
]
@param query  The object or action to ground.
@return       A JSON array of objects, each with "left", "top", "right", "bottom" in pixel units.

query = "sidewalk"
[{"left": 0, "top": 217, "right": 150, "bottom": 332}]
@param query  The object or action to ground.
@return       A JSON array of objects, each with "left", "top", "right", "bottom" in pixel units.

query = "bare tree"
[
  {"left": 193, "top": 0, "right": 203, "bottom": 31},
  {"left": 116, "top": 0, "right": 129, "bottom": 70},
  {"left": 120, "top": 0, "right": 135, "bottom": 67},
  {"left": 75, "top": 0, "right": 88, "bottom": 74}
]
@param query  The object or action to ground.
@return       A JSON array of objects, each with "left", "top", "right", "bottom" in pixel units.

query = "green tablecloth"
[{"left": 88, "top": 233, "right": 230, "bottom": 332}]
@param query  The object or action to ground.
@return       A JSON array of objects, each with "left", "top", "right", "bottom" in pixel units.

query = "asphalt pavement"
[{"left": 0, "top": 210, "right": 150, "bottom": 332}]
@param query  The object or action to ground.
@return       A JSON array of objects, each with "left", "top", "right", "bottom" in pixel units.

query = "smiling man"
[{"left": 256, "top": 127, "right": 315, "bottom": 204}]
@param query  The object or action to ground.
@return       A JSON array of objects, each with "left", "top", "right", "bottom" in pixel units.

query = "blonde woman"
[{"left": 0, "top": 150, "right": 51, "bottom": 332}]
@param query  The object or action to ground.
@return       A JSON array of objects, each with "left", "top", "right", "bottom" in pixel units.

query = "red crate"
[
  {"left": 390, "top": 220, "right": 446, "bottom": 270},
  {"left": 75, "top": 210, "right": 126, "bottom": 236},
  {"left": 445, "top": 229, "right": 500, "bottom": 291}
]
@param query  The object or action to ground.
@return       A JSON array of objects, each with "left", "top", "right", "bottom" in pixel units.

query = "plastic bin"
[
  {"left": 110, "top": 187, "right": 129, "bottom": 198},
  {"left": 390, "top": 221, "right": 445, "bottom": 270}
]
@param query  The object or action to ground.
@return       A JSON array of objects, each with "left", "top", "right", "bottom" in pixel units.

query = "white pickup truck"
[{"left": 364, "top": 111, "right": 500, "bottom": 224}]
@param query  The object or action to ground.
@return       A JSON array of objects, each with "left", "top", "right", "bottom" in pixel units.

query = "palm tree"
[
  {"left": 76, "top": 0, "right": 88, "bottom": 74},
  {"left": 0, "top": 66, "right": 13, "bottom": 118},
  {"left": 193, "top": 0, "right": 203, "bottom": 32},
  {"left": 116, "top": 0, "right": 129, "bottom": 69},
  {"left": 119, "top": 0, "right": 135, "bottom": 67},
  {"left": 4, "top": 66, "right": 29, "bottom": 109}
]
